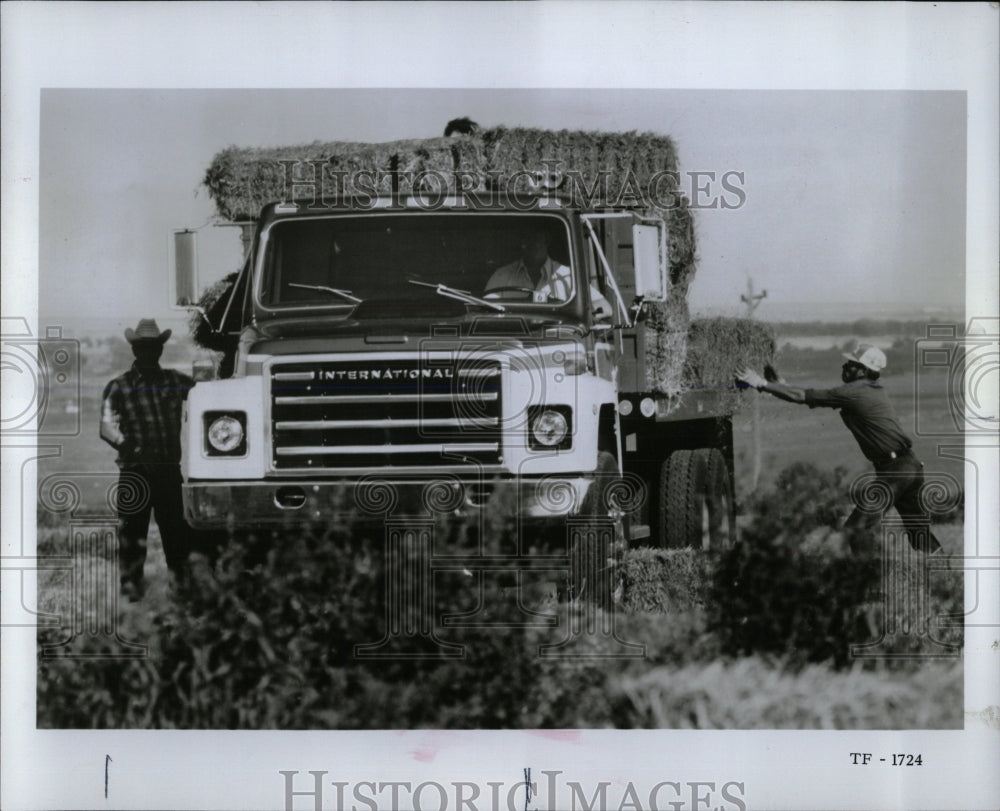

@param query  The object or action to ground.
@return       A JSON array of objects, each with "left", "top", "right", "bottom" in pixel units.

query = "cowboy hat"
[{"left": 125, "top": 318, "right": 171, "bottom": 344}]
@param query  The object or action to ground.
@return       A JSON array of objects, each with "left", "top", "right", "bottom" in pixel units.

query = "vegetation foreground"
[{"left": 36, "top": 463, "right": 963, "bottom": 730}]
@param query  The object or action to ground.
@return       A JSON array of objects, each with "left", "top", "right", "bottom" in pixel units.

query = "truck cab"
[
  {"left": 179, "top": 192, "right": 733, "bottom": 554},
  {"left": 180, "top": 195, "right": 665, "bottom": 530}
]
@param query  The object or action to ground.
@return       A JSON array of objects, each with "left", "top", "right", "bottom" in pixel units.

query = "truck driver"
[{"left": 485, "top": 228, "right": 613, "bottom": 319}]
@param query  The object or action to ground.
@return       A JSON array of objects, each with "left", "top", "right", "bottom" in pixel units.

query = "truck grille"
[{"left": 270, "top": 357, "right": 503, "bottom": 470}]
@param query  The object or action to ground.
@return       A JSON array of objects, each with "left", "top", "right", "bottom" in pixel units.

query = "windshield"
[{"left": 258, "top": 213, "right": 575, "bottom": 312}]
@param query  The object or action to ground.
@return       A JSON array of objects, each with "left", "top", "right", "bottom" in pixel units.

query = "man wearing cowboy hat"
[
  {"left": 101, "top": 319, "right": 195, "bottom": 598},
  {"left": 737, "top": 343, "right": 941, "bottom": 555}
]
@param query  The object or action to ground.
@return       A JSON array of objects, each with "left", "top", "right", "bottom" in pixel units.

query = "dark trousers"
[
  {"left": 117, "top": 463, "right": 190, "bottom": 586},
  {"left": 845, "top": 452, "right": 942, "bottom": 554}
]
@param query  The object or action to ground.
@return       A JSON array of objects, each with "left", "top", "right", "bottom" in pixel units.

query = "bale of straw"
[
  {"left": 683, "top": 317, "right": 776, "bottom": 385},
  {"left": 203, "top": 136, "right": 487, "bottom": 221},
  {"left": 642, "top": 295, "right": 691, "bottom": 397},
  {"left": 619, "top": 548, "right": 711, "bottom": 612},
  {"left": 664, "top": 193, "right": 697, "bottom": 288},
  {"left": 677, "top": 317, "right": 776, "bottom": 411},
  {"left": 624, "top": 188, "right": 698, "bottom": 396},
  {"left": 479, "top": 126, "right": 679, "bottom": 200}
]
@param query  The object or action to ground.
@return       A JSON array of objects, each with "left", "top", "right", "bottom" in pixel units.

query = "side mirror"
[
  {"left": 632, "top": 223, "right": 667, "bottom": 302},
  {"left": 173, "top": 229, "right": 199, "bottom": 308}
]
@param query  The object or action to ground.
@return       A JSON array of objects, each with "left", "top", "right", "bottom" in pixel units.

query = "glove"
[
  {"left": 764, "top": 364, "right": 783, "bottom": 384},
  {"left": 736, "top": 367, "right": 767, "bottom": 389}
]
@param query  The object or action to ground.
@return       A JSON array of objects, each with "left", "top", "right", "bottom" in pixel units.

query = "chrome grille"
[{"left": 270, "top": 357, "right": 503, "bottom": 470}]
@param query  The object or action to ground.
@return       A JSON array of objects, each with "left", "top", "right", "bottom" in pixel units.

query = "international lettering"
[{"left": 319, "top": 368, "right": 454, "bottom": 381}]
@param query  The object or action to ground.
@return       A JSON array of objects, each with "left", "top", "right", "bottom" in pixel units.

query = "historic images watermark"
[
  {"left": 279, "top": 769, "right": 748, "bottom": 811},
  {"left": 1, "top": 317, "right": 82, "bottom": 438},
  {"left": 912, "top": 318, "right": 999, "bottom": 439},
  {"left": 2, "top": 317, "right": 145, "bottom": 656},
  {"left": 270, "top": 159, "right": 747, "bottom": 212}
]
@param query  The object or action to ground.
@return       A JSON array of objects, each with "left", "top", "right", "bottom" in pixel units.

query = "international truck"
[{"left": 176, "top": 188, "right": 738, "bottom": 576}]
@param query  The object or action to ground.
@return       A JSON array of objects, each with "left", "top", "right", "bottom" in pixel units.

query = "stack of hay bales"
[
  {"left": 203, "top": 126, "right": 682, "bottom": 214},
  {"left": 198, "top": 124, "right": 770, "bottom": 401}
]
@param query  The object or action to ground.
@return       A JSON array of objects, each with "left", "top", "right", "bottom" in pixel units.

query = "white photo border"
[{"left": 2, "top": 3, "right": 998, "bottom": 810}]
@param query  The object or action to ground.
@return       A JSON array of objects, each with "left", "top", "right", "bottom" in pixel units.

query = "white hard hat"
[{"left": 842, "top": 343, "right": 887, "bottom": 373}]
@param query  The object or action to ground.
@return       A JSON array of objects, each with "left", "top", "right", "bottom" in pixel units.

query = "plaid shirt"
[{"left": 101, "top": 364, "right": 194, "bottom": 464}]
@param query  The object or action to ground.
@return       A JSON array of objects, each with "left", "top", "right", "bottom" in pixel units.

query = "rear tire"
[
  {"left": 658, "top": 448, "right": 734, "bottom": 550},
  {"left": 700, "top": 448, "right": 735, "bottom": 550}
]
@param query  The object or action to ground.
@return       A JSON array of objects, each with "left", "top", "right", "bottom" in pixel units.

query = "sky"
[{"left": 39, "top": 88, "right": 967, "bottom": 327}]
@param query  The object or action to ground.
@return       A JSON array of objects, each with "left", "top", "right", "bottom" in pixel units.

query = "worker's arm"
[
  {"left": 760, "top": 381, "right": 807, "bottom": 404},
  {"left": 736, "top": 367, "right": 807, "bottom": 404},
  {"left": 100, "top": 397, "right": 126, "bottom": 449},
  {"left": 99, "top": 384, "right": 139, "bottom": 454}
]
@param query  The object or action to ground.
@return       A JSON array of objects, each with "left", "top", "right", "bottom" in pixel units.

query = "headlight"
[
  {"left": 530, "top": 409, "right": 569, "bottom": 448},
  {"left": 206, "top": 414, "right": 245, "bottom": 454}
]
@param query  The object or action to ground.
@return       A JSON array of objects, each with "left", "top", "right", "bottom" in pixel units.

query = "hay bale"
[
  {"left": 639, "top": 316, "right": 774, "bottom": 404},
  {"left": 204, "top": 142, "right": 365, "bottom": 222},
  {"left": 684, "top": 317, "right": 776, "bottom": 385},
  {"left": 619, "top": 547, "right": 711, "bottom": 612},
  {"left": 203, "top": 136, "right": 487, "bottom": 221},
  {"left": 664, "top": 194, "right": 696, "bottom": 287},
  {"left": 676, "top": 317, "right": 776, "bottom": 411},
  {"left": 479, "top": 126, "right": 679, "bottom": 198},
  {"left": 641, "top": 294, "right": 690, "bottom": 396},
  {"left": 632, "top": 193, "right": 698, "bottom": 396}
]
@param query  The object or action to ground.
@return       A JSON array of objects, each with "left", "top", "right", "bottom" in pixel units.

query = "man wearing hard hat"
[{"left": 738, "top": 344, "right": 942, "bottom": 555}]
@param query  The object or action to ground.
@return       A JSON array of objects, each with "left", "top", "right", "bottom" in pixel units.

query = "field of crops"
[{"left": 33, "top": 328, "right": 967, "bottom": 729}]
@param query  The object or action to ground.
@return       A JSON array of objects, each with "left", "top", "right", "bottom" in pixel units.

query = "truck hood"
[{"left": 246, "top": 312, "right": 586, "bottom": 356}]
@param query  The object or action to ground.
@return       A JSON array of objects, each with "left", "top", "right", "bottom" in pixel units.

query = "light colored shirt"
[
  {"left": 486, "top": 256, "right": 572, "bottom": 301},
  {"left": 485, "top": 256, "right": 613, "bottom": 318}
]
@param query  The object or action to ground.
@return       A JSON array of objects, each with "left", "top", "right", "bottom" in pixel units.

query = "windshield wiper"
[
  {"left": 407, "top": 279, "right": 505, "bottom": 313},
  {"left": 288, "top": 283, "right": 362, "bottom": 304}
]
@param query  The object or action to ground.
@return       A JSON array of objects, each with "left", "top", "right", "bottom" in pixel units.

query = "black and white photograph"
[{"left": 2, "top": 4, "right": 998, "bottom": 811}]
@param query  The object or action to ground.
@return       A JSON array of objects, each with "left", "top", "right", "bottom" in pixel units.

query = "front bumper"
[{"left": 183, "top": 475, "right": 596, "bottom": 529}]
